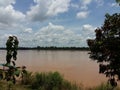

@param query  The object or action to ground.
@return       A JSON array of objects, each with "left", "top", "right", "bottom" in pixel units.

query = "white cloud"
[
  {"left": 26, "top": 1, "right": 49, "bottom": 22},
  {"left": 0, "top": 34, "right": 13, "bottom": 46},
  {"left": 109, "top": 3, "right": 119, "bottom": 7},
  {"left": 81, "top": 24, "right": 96, "bottom": 39},
  {"left": 70, "top": 3, "right": 79, "bottom": 9},
  {"left": 82, "top": 24, "right": 95, "bottom": 31},
  {"left": 27, "top": 0, "right": 70, "bottom": 22},
  {"left": 23, "top": 28, "right": 33, "bottom": 33},
  {"left": 79, "top": 0, "right": 104, "bottom": 10},
  {"left": 95, "top": 0, "right": 104, "bottom": 7},
  {"left": 0, "top": 5, "right": 25, "bottom": 30},
  {"left": 73, "top": 24, "right": 96, "bottom": 46},
  {"left": 36, "top": 23, "right": 82, "bottom": 47},
  {"left": 0, "top": 0, "right": 15, "bottom": 7},
  {"left": 18, "top": 23, "right": 83, "bottom": 47},
  {"left": 76, "top": 11, "right": 89, "bottom": 19},
  {"left": 47, "top": 0, "right": 70, "bottom": 16},
  {"left": 0, "top": 23, "right": 96, "bottom": 47},
  {"left": 82, "top": 0, "right": 92, "bottom": 5},
  {"left": 80, "top": 0, "right": 92, "bottom": 10}
]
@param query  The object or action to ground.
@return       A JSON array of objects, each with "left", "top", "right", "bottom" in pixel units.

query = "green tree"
[
  {"left": 1, "top": 36, "right": 28, "bottom": 85},
  {"left": 116, "top": 0, "right": 120, "bottom": 4},
  {"left": 6, "top": 36, "right": 19, "bottom": 65},
  {"left": 87, "top": 13, "right": 120, "bottom": 87}
]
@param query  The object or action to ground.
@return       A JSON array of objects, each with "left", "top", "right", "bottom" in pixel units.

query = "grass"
[
  {"left": 0, "top": 71, "right": 120, "bottom": 90},
  {"left": 86, "top": 83, "right": 120, "bottom": 90},
  {"left": 25, "top": 71, "right": 82, "bottom": 90}
]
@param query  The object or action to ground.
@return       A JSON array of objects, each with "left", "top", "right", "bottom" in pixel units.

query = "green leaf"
[
  {"left": 116, "top": 0, "right": 120, "bottom": 4},
  {"left": 116, "top": 0, "right": 120, "bottom": 2},
  {"left": 14, "top": 70, "right": 20, "bottom": 77}
]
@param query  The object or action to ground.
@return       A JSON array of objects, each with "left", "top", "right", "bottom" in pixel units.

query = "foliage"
[
  {"left": 0, "top": 71, "right": 120, "bottom": 90},
  {"left": 116, "top": 0, "right": 120, "bottom": 5},
  {"left": 5, "top": 36, "right": 19, "bottom": 84},
  {"left": 87, "top": 13, "right": 120, "bottom": 87},
  {"left": 6, "top": 36, "right": 19, "bottom": 65},
  {"left": 21, "top": 71, "right": 33, "bottom": 85},
  {"left": 0, "top": 36, "right": 28, "bottom": 86},
  {"left": 29, "top": 71, "right": 82, "bottom": 90},
  {"left": 0, "top": 81, "right": 30, "bottom": 90},
  {"left": 87, "top": 83, "right": 120, "bottom": 90},
  {"left": 0, "top": 71, "right": 81, "bottom": 90}
]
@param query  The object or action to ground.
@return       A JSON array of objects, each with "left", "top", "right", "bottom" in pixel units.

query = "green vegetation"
[
  {"left": 0, "top": 71, "right": 82, "bottom": 90},
  {"left": 0, "top": 36, "right": 28, "bottom": 85},
  {"left": 1, "top": 1, "right": 120, "bottom": 90},
  {"left": 21, "top": 71, "right": 82, "bottom": 90},
  {"left": 0, "top": 71, "right": 120, "bottom": 90},
  {"left": 86, "top": 83, "right": 120, "bottom": 90},
  {"left": 116, "top": 0, "right": 120, "bottom": 5},
  {"left": 87, "top": 13, "right": 120, "bottom": 87},
  {"left": 87, "top": 0, "right": 120, "bottom": 88}
]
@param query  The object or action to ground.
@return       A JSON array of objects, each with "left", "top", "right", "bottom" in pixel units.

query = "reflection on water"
[{"left": 0, "top": 50, "right": 107, "bottom": 87}]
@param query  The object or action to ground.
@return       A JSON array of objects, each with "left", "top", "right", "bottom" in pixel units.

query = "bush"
[{"left": 30, "top": 71, "right": 81, "bottom": 90}]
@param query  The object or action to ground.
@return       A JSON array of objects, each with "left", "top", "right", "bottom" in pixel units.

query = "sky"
[{"left": 0, "top": 0, "right": 119, "bottom": 47}]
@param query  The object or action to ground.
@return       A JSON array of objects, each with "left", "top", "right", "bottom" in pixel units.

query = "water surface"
[{"left": 0, "top": 50, "right": 107, "bottom": 87}]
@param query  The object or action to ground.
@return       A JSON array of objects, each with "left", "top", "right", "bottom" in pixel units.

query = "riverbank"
[{"left": 0, "top": 71, "right": 119, "bottom": 90}]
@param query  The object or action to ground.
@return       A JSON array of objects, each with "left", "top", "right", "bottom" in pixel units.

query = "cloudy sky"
[{"left": 0, "top": 0, "right": 119, "bottom": 47}]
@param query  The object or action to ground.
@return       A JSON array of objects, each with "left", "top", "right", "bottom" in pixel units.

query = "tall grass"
[
  {"left": 86, "top": 83, "right": 120, "bottom": 90},
  {"left": 28, "top": 71, "right": 82, "bottom": 90},
  {"left": 0, "top": 71, "right": 120, "bottom": 90}
]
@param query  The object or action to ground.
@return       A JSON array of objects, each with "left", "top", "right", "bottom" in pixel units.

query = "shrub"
[{"left": 30, "top": 71, "right": 81, "bottom": 90}]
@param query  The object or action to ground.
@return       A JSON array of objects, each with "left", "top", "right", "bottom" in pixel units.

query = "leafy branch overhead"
[{"left": 116, "top": 0, "right": 120, "bottom": 4}]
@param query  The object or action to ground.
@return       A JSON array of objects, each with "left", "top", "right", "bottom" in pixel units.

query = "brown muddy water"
[{"left": 0, "top": 50, "right": 107, "bottom": 87}]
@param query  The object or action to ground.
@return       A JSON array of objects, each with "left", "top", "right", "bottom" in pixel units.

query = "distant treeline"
[{"left": 0, "top": 46, "right": 89, "bottom": 50}]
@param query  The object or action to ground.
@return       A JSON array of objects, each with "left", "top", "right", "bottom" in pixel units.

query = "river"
[{"left": 0, "top": 50, "right": 107, "bottom": 87}]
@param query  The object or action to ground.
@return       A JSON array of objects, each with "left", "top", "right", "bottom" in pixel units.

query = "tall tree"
[{"left": 87, "top": 13, "right": 120, "bottom": 87}]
